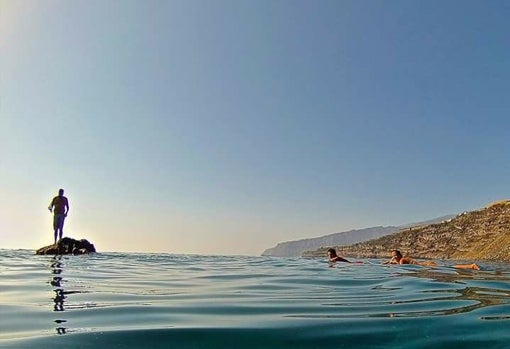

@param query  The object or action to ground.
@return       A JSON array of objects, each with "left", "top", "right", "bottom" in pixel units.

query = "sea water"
[{"left": 1, "top": 249, "right": 510, "bottom": 349}]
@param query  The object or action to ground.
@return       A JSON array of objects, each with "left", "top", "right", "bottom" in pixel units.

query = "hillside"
[
  {"left": 262, "top": 226, "right": 398, "bottom": 257},
  {"left": 303, "top": 200, "right": 510, "bottom": 263},
  {"left": 262, "top": 215, "right": 453, "bottom": 257}
]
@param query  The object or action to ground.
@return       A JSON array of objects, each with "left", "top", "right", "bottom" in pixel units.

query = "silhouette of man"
[{"left": 48, "top": 189, "right": 69, "bottom": 244}]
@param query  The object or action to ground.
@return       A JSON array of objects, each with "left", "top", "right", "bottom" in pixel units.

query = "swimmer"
[
  {"left": 383, "top": 250, "right": 480, "bottom": 270},
  {"left": 327, "top": 248, "right": 351, "bottom": 263}
]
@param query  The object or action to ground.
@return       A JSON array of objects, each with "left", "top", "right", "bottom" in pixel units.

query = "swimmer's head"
[{"left": 391, "top": 250, "right": 402, "bottom": 261}]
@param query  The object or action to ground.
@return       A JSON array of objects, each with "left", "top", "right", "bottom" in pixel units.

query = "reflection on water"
[
  {"left": 2, "top": 250, "right": 510, "bottom": 348},
  {"left": 43, "top": 255, "right": 510, "bottom": 326},
  {"left": 50, "top": 255, "right": 67, "bottom": 334},
  {"left": 47, "top": 254, "right": 92, "bottom": 336},
  {"left": 381, "top": 266, "right": 510, "bottom": 318}
]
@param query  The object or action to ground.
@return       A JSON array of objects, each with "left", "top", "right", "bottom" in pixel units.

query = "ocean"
[{"left": 1, "top": 249, "right": 509, "bottom": 349}]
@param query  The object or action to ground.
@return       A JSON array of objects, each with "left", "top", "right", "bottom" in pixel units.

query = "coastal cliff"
[
  {"left": 303, "top": 200, "right": 510, "bottom": 263},
  {"left": 261, "top": 226, "right": 399, "bottom": 257},
  {"left": 262, "top": 216, "right": 453, "bottom": 257}
]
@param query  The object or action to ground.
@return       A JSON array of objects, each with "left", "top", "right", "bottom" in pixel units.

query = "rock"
[{"left": 36, "top": 237, "right": 96, "bottom": 255}]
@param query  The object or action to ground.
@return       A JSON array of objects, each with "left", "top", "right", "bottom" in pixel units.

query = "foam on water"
[{"left": 1, "top": 249, "right": 510, "bottom": 348}]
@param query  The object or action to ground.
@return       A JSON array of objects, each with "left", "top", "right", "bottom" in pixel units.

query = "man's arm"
[
  {"left": 383, "top": 257, "right": 398, "bottom": 264},
  {"left": 65, "top": 198, "right": 69, "bottom": 216},
  {"left": 332, "top": 256, "right": 351, "bottom": 263},
  {"left": 48, "top": 198, "right": 54, "bottom": 212}
]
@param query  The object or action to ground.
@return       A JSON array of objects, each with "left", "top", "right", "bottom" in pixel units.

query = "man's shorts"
[{"left": 53, "top": 214, "right": 66, "bottom": 231}]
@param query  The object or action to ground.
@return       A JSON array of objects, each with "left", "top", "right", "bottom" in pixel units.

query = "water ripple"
[{"left": 1, "top": 250, "right": 510, "bottom": 348}]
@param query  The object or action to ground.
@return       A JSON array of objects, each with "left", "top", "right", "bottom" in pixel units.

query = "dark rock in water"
[{"left": 36, "top": 237, "right": 96, "bottom": 255}]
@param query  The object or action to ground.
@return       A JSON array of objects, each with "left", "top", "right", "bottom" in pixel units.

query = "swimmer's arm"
[
  {"left": 383, "top": 257, "right": 398, "bottom": 265},
  {"left": 453, "top": 263, "right": 480, "bottom": 270}
]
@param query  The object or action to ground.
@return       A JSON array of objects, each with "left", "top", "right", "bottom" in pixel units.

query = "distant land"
[
  {"left": 261, "top": 215, "right": 454, "bottom": 257},
  {"left": 303, "top": 200, "right": 510, "bottom": 263}
]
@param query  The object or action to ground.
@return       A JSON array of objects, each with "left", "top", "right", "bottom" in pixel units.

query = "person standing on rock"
[{"left": 48, "top": 189, "right": 69, "bottom": 244}]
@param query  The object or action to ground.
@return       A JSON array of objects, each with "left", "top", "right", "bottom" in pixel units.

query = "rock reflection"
[
  {"left": 48, "top": 255, "right": 92, "bottom": 335},
  {"left": 49, "top": 255, "right": 67, "bottom": 335}
]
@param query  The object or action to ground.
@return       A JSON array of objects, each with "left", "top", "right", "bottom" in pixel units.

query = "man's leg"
[
  {"left": 58, "top": 215, "right": 65, "bottom": 241},
  {"left": 53, "top": 215, "right": 59, "bottom": 244}
]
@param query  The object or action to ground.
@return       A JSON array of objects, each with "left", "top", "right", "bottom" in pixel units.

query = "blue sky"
[{"left": 1, "top": 0, "right": 509, "bottom": 255}]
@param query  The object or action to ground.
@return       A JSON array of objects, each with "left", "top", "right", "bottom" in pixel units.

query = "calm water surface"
[{"left": 1, "top": 249, "right": 510, "bottom": 348}]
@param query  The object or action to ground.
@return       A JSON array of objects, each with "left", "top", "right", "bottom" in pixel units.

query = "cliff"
[
  {"left": 262, "top": 226, "right": 399, "bottom": 257},
  {"left": 262, "top": 215, "right": 453, "bottom": 257},
  {"left": 303, "top": 200, "right": 510, "bottom": 263}
]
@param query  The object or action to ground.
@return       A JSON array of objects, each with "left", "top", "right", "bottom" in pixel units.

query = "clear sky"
[{"left": 1, "top": 0, "right": 509, "bottom": 256}]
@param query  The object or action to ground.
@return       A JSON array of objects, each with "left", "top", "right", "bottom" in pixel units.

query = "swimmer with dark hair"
[
  {"left": 327, "top": 248, "right": 351, "bottom": 263},
  {"left": 384, "top": 249, "right": 480, "bottom": 270}
]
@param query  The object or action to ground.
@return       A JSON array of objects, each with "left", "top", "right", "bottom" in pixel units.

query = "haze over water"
[
  {"left": 1, "top": 249, "right": 510, "bottom": 349},
  {"left": 3, "top": 1, "right": 510, "bottom": 256}
]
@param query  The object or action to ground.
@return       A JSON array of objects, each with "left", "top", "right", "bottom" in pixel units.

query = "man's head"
[
  {"left": 391, "top": 249, "right": 402, "bottom": 261},
  {"left": 58, "top": 189, "right": 64, "bottom": 196},
  {"left": 327, "top": 248, "right": 338, "bottom": 258}
]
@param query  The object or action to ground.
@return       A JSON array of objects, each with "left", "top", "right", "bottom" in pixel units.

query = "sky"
[{"left": 1, "top": 0, "right": 509, "bottom": 256}]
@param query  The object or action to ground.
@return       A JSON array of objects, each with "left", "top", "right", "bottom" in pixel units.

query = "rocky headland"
[
  {"left": 261, "top": 226, "right": 400, "bottom": 257},
  {"left": 261, "top": 216, "right": 454, "bottom": 257},
  {"left": 36, "top": 237, "right": 96, "bottom": 255},
  {"left": 303, "top": 200, "right": 510, "bottom": 263}
]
